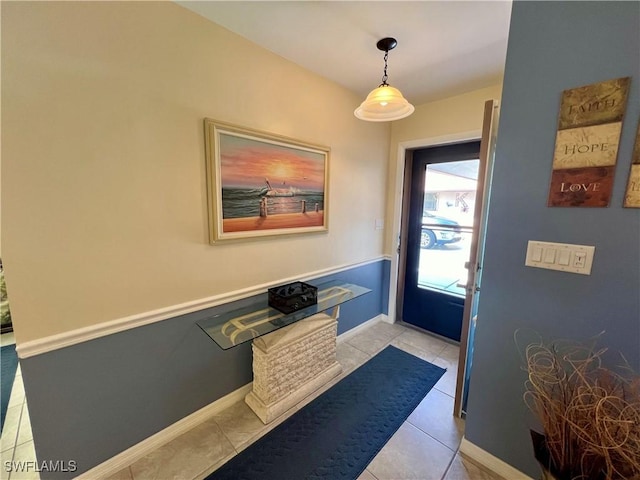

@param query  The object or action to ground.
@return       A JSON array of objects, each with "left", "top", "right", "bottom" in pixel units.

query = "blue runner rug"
[
  {"left": 1, "top": 344, "right": 19, "bottom": 434},
  {"left": 207, "top": 345, "right": 446, "bottom": 480}
]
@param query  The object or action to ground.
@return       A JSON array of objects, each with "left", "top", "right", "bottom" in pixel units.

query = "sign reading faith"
[
  {"left": 623, "top": 118, "right": 640, "bottom": 208},
  {"left": 548, "top": 77, "right": 630, "bottom": 207}
]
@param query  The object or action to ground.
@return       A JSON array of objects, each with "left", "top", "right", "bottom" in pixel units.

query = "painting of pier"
[{"left": 204, "top": 119, "right": 329, "bottom": 243}]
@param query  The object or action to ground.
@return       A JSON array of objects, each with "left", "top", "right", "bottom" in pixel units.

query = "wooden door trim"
[
  {"left": 453, "top": 100, "right": 499, "bottom": 416},
  {"left": 395, "top": 149, "right": 414, "bottom": 322}
]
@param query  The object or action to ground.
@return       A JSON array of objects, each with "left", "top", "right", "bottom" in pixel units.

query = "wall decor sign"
[
  {"left": 204, "top": 119, "right": 330, "bottom": 243},
  {"left": 547, "top": 77, "right": 630, "bottom": 207},
  {"left": 623, "top": 117, "right": 640, "bottom": 208}
]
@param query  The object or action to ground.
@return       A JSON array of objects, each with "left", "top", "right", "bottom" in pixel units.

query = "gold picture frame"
[{"left": 204, "top": 119, "right": 330, "bottom": 244}]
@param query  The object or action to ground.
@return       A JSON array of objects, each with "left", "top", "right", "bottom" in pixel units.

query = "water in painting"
[{"left": 219, "top": 132, "right": 326, "bottom": 222}]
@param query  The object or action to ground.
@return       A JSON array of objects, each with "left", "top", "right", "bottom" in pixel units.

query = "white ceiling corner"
[{"left": 177, "top": 1, "right": 512, "bottom": 106}]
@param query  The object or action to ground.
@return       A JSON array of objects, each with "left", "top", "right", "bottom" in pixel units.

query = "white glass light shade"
[{"left": 354, "top": 85, "right": 415, "bottom": 122}]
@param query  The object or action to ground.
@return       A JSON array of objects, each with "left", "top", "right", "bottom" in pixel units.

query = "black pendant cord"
[
  {"left": 376, "top": 37, "right": 396, "bottom": 87},
  {"left": 380, "top": 51, "right": 389, "bottom": 87}
]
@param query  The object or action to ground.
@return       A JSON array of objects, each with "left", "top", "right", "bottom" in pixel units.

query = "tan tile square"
[
  {"left": 1, "top": 449, "right": 13, "bottom": 480},
  {"left": 212, "top": 401, "right": 266, "bottom": 451},
  {"left": 432, "top": 356, "right": 458, "bottom": 397},
  {"left": 336, "top": 341, "right": 371, "bottom": 373},
  {"left": 10, "top": 441, "right": 40, "bottom": 480},
  {"left": 1, "top": 405, "right": 21, "bottom": 453},
  {"left": 346, "top": 331, "right": 390, "bottom": 356},
  {"left": 129, "top": 418, "right": 235, "bottom": 480},
  {"left": 365, "top": 321, "right": 407, "bottom": 340},
  {"left": 439, "top": 344, "right": 461, "bottom": 363},
  {"left": 357, "top": 468, "right": 378, "bottom": 480},
  {"left": 7, "top": 378, "right": 24, "bottom": 409},
  {"left": 390, "top": 338, "right": 439, "bottom": 363},
  {"left": 344, "top": 320, "right": 409, "bottom": 356},
  {"left": 366, "top": 422, "right": 455, "bottom": 480},
  {"left": 393, "top": 329, "right": 448, "bottom": 360},
  {"left": 444, "top": 454, "right": 506, "bottom": 480},
  {"left": 16, "top": 404, "right": 33, "bottom": 446},
  {"left": 408, "top": 389, "right": 464, "bottom": 450}
]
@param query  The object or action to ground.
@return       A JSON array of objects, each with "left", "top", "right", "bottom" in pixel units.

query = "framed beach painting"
[{"left": 204, "top": 119, "right": 330, "bottom": 244}]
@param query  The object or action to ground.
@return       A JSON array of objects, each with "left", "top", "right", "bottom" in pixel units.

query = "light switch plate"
[{"left": 525, "top": 240, "right": 595, "bottom": 275}]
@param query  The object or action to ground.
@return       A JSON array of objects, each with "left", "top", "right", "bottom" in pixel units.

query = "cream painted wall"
[
  {"left": 383, "top": 84, "right": 503, "bottom": 254},
  {"left": 1, "top": 2, "right": 389, "bottom": 342}
]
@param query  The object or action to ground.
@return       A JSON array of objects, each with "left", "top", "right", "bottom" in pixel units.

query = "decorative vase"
[
  {"left": 539, "top": 467, "right": 559, "bottom": 480},
  {"left": 530, "top": 430, "right": 567, "bottom": 480}
]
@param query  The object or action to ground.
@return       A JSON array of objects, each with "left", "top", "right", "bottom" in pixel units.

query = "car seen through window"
[{"left": 420, "top": 212, "right": 462, "bottom": 249}]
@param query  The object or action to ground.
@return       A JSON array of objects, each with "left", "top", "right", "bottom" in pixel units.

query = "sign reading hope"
[{"left": 548, "top": 77, "right": 630, "bottom": 207}]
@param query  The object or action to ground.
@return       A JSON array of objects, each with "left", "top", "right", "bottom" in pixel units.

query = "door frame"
[
  {"left": 388, "top": 129, "right": 481, "bottom": 328},
  {"left": 401, "top": 141, "right": 481, "bottom": 341}
]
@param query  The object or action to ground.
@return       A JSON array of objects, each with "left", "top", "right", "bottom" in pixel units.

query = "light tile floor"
[
  {"left": 1, "top": 332, "right": 39, "bottom": 480},
  {"left": 1, "top": 322, "right": 505, "bottom": 480}
]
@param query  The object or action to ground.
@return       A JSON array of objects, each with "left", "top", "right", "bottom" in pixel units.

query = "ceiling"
[{"left": 177, "top": 1, "right": 513, "bottom": 106}]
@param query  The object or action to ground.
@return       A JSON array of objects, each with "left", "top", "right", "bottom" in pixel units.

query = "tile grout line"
[
  {"left": 343, "top": 339, "right": 377, "bottom": 357},
  {"left": 364, "top": 467, "right": 382, "bottom": 480},
  {"left": 4, "top": 395, "right": 26, "bottom": 480},
  {"left": 440, "top": 445, "right": 461, "bottom": 480},
  {"left": 403, "top": 420, "right": 459, "bottom": 455},
  {"left": 199, "top": 334, "right": 395, "bottom": 478},
  {"left": 100, "top": 324, "right": 462, "bottom": 479},
  {"left": 397, "top": 422, "right": 459, "bottom": 480}
]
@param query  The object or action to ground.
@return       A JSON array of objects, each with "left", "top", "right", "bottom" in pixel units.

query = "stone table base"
[{"left": 245, "top": 312, "right": 342, "bottom": 424}]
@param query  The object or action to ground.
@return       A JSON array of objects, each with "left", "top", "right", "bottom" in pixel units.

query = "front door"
[
  {"left": 454, "top": 99, "right": 500, "bottom": 415},
  {"left": 402, "top": 141, "right": 481, "bottom": 342}
]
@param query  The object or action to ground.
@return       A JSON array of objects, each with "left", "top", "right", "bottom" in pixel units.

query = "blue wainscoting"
[{"left": 20, "top": 259, "right": 390, "bottom": 478}]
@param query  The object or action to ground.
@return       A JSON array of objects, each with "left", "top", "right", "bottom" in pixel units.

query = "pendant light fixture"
[{"left": 354, "top": 37, "right": 415, "bottom": 122}]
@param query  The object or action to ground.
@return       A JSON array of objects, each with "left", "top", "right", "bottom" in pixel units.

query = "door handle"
[
  {"left": 464, "top": 262, "right": 482, "bottom": 272},
  {"left": 457, "top": 283, "right": 480, "bottom": 293}
]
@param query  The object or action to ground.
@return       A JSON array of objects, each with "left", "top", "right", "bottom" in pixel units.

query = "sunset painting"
[{"left": 204, "top": 119, "right": 329, "bottom": 243}]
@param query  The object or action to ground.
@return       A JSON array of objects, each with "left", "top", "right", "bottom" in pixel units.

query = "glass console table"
[{"left": 197, "top": 280, "right": 371, "bottom": 350}]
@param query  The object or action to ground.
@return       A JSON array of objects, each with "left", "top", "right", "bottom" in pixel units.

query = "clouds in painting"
[{"left": 219, "top": 133, "right": 326, "bottom": 191}]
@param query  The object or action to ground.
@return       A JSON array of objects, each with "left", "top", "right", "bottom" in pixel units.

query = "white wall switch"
[
  {"left": 525, "top": 240, "right": 595, "bottom": 275},
  {"left": 375, "top": 219, "right": 384, "bottom": 230},
  {"left": 531, "top": 246, "right": 543, "bottom": 262},
  {"left": 543, "top": 248, "right": 556, "bottom": 264},
  {"left": 557, "top": 249, "right": 571, "bottom": 266}
]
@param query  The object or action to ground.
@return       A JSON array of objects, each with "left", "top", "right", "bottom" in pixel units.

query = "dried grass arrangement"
[{"left": 518, "top": 332, "right": 640, "bottom": 480}]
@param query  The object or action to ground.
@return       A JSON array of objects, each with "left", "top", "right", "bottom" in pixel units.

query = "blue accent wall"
[
  {"left": 381, "top": 258, "right": 391, "bottom": 316},
  {"left": 20, "top": 260, "right": 389, "bottom": 478},
  {"left": 465, "top": 1, "right": 640, "bottom": 477}
]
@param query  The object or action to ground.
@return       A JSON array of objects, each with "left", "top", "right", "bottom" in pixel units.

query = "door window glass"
[
  {"left": 418, "top": 159, "right": 479, "bottom": 296},
  {"left": 423, "top": 192, "right": 438, "bottom": 211}
]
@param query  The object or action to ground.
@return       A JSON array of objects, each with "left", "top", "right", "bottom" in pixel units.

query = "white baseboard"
[
  {"left": 459, "top": 437, "right": 534, "bottom": 480},
  {"left": 76, "top": 313, "right": 384, "bottom": 479},
  {"left": 18, "top": 256, "right": 389, "bottom": 359},
  {"left": 75, "top": 383, "right": 252, "bottom": 480}
]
